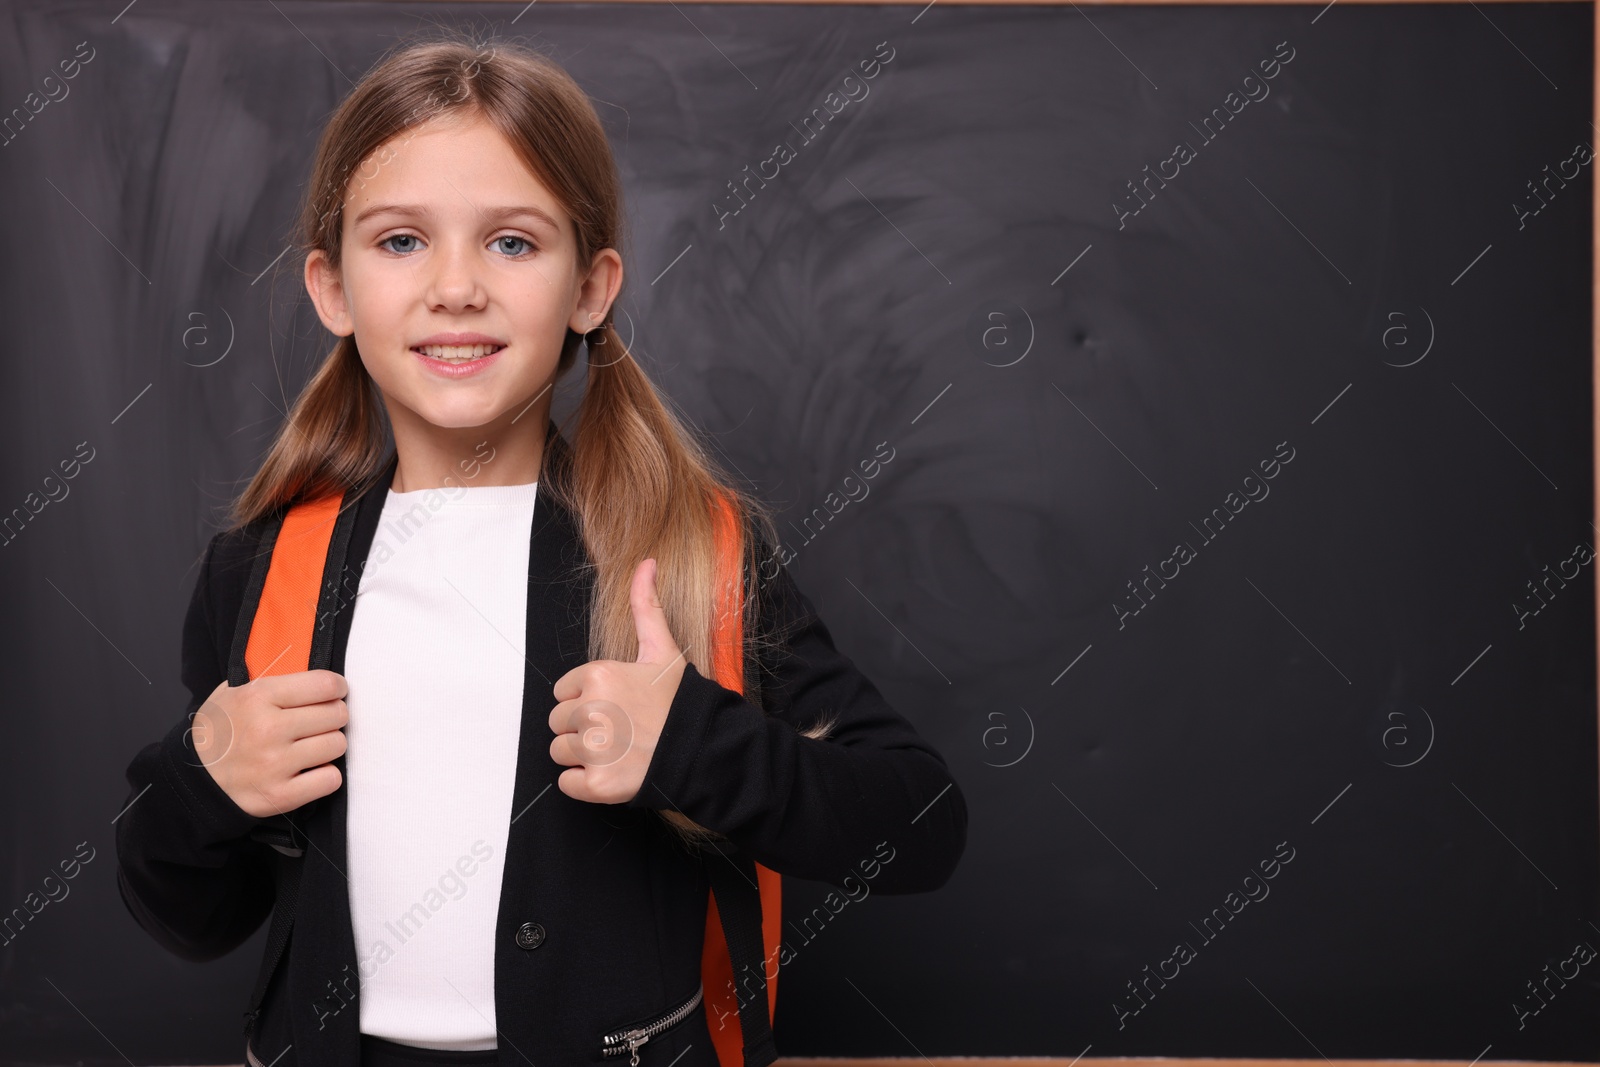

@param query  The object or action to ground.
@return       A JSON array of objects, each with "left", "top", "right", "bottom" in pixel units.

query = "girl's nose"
[{"left": 426, "top": 243, "right": 488, "bottom": 310}]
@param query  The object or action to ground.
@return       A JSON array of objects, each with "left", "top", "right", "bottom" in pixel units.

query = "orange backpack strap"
[
  {"left": 701, "top": 490, "right": 781, "bottom": 1067},
  {"left": 232, "top": 490, "right": 358, "bottom": 1044},
  {"left": 237, "top": 492, "right": 349, "bottom": 682}
]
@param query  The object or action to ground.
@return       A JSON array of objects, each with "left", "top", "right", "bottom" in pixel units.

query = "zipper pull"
[{"left": 627, "top": 1033, "right": 648, "bottom": 1066}]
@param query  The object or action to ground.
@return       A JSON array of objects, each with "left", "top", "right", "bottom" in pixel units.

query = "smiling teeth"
[{"left": 418, "top": 344, "right": 502, "bottom": 361}]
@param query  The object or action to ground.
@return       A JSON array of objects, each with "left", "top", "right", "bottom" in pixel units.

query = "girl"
[{"left": 114, "top": 30, "right": 967, "bottom": 1067}]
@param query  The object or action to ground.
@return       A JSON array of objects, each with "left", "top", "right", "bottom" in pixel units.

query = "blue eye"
[
  {"left": 380, "top": 234, "right": 421, "bottom": 255},
  {"left": 495, "top": 235, "right": 534, "bottom": 256}
]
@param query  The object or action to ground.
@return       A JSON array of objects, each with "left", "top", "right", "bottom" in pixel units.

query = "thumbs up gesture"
[{"left": 549, "top": 558, "right": 688, "bottom": 805}]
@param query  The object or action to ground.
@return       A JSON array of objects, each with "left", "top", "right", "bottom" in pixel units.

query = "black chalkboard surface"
[{"left": 0, "top": 0, "right": 1594, "bottom": 1062}]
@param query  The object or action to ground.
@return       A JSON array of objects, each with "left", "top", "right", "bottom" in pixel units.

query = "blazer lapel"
[{"left": 498, "top": 413, "right": 597, "bottom": 824}]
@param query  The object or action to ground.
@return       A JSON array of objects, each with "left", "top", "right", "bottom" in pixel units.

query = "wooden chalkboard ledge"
[
  {"left": 772, "top": 1060, "right": 1595, "bottom": 1066},
  {"left": 214, "top": 1061, "right": 1594, "bottom": 1067}
]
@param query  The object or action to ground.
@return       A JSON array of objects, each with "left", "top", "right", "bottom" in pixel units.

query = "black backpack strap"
[
  {"left": 705, "top": 841, "right": 778, "bottom": 1067},
  {"left": 237, "top": 495, "right": 362, "bottom": 1039},
  {"left": 242, "top": 819, "right": 306, "bottom": 1038},
  {"left": 700, "top": 558, "right": 777, "bottom": 1067},
  {"left": 740, "top": 541, "right": 765, "bottom": 717}
]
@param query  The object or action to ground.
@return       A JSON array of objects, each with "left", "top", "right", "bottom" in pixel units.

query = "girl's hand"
[
  {"left": 192, "top": 669, "right": 350, "bottom": 819},
  {"left": 549, "top": 558, "right": 687, "bottom": 805}
]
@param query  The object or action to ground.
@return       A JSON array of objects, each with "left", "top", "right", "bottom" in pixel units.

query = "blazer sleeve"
[
  {"left": 627, "top": 546, "right": 968, "bottom": 894},
  {"left": 114, "top": 531, "right": 277, "bottom": 962}
]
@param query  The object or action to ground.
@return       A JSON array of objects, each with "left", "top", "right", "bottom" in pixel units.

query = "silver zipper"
[{"left": 600, "top": 982, "right": 703, "bottom": 1066}]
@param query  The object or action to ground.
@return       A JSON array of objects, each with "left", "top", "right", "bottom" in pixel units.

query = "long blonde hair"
[{"left": 226, "top": 29, "right": 832, "bottom": 848}]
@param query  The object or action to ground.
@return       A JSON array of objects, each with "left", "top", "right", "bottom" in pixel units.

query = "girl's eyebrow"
[{"left": 352, "top": 203, "right": 561, "bottom": 232}]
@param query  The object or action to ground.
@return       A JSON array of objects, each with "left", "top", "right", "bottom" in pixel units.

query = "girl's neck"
[
  {"left": 387, "top": 396, "right": 552, "bottom": 493},
  {"left": 389, "top": 429, "right": 544, "bottom": 493}
]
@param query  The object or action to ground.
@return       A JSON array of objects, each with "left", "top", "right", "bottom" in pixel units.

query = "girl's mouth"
[{"left": 413, "top": 344, "right": 504, "bottom": 379}]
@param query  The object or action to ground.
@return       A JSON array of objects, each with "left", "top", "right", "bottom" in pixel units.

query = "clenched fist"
[{"left": 190, "top": 668, "right": 350, "bottom": 819}]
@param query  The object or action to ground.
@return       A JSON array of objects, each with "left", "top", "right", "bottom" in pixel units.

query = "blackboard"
[{"left": 0, "top": 0, "right": 1594, "bottom": 1061}]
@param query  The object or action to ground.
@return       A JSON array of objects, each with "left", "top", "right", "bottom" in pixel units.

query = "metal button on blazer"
[{"left": 515, "top": 921, "right": 546, "bottom": 949}]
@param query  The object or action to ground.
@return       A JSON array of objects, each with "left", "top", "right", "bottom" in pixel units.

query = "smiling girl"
[{"left": 114, "top": 31, "right": 967, "bottom": 1067}]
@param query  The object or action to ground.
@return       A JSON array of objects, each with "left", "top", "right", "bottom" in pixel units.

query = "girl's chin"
[
  {"left": 395, "top": 394, "right": 510, "bottom": 431},
  {"left": 377, "top": 372, "right": 553, "bottom": 430},
  {"left": 414, "top": 408, "right": 506, "bottom": 431}
]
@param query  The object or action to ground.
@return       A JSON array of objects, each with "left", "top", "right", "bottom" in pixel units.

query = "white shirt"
[{"left": 343, "top": 478, "right": 538, "bottom": 1049}]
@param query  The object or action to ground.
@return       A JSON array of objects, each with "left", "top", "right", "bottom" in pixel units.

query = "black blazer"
[{"left": 114, "top": 425, "right": 969, "bottom": 1067}]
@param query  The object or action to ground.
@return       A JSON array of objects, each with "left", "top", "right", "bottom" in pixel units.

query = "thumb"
[{"left": 630, "top": 557, "right": 681, "bottom": 665}]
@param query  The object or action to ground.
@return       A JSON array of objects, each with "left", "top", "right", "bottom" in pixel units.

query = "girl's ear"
[
  {"left": 304, "top": 248, "right": 354, "bottom": 337},
  {"left": 567, "top": 246, "right": 623, "bottom": 334}
]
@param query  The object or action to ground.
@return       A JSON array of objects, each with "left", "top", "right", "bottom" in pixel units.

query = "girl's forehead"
[{"left": 345, "top": 115, "right": 568, "bottom": 232}]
